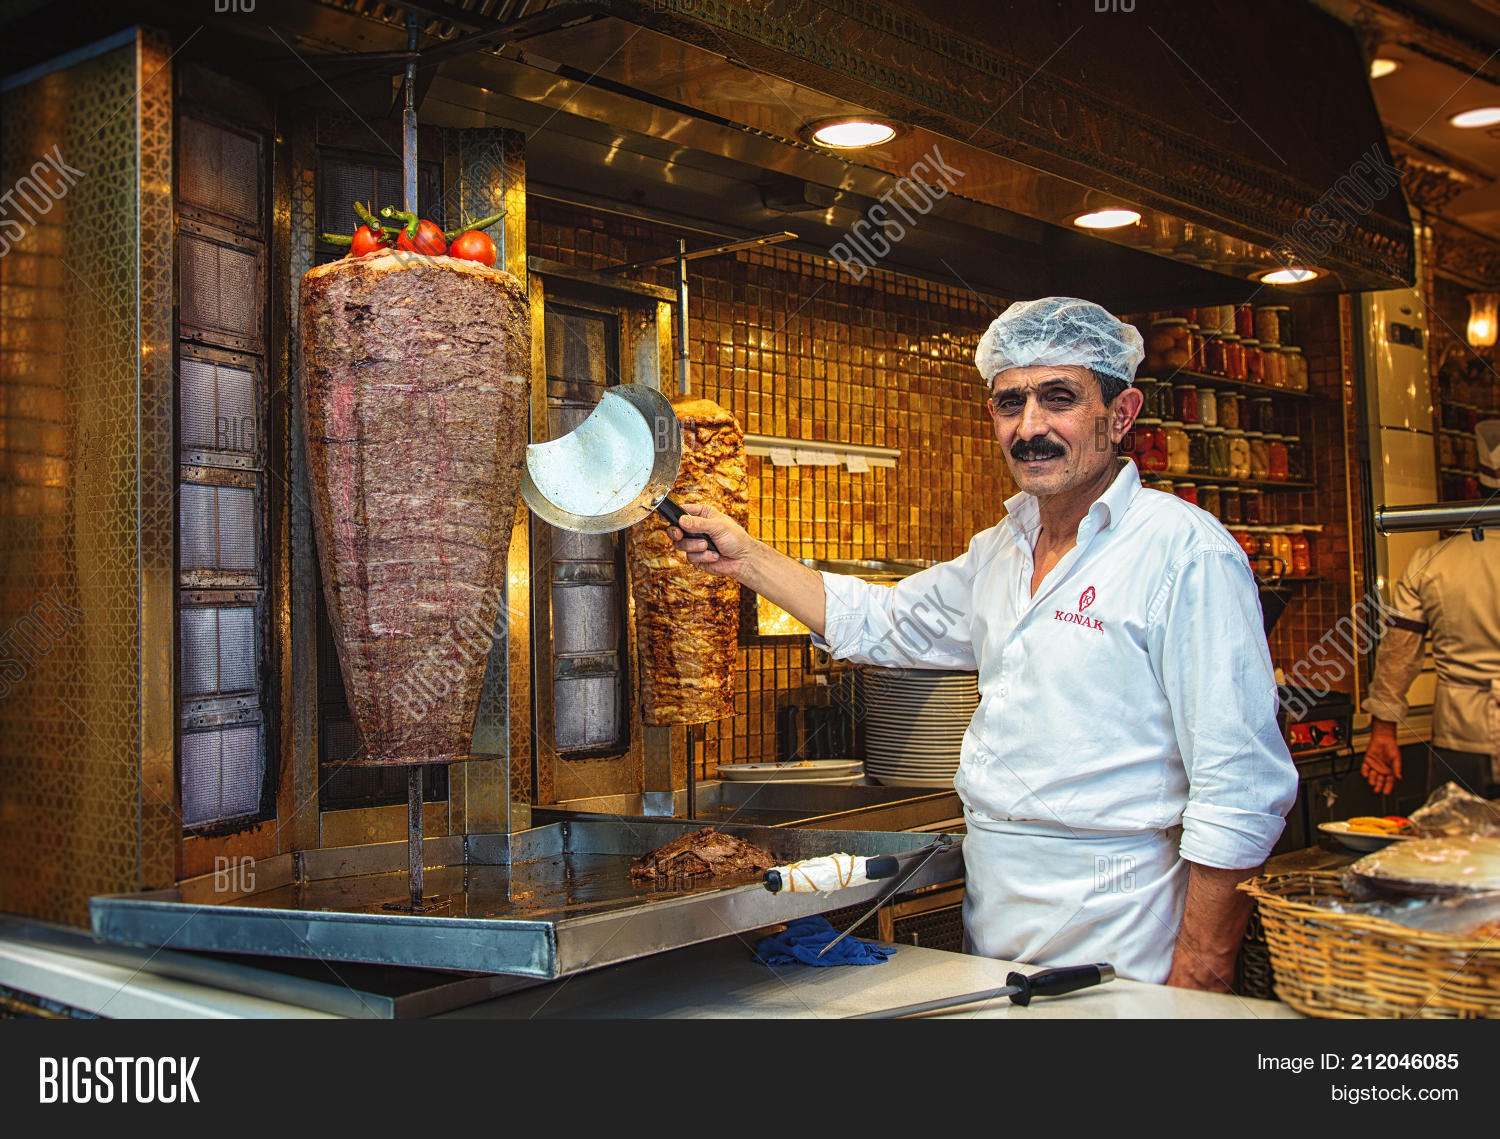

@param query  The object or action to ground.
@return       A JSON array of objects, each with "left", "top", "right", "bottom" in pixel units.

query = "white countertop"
[
  {"left": 440, "top": 934, "right": 1301, "bottom": 1020},
  {"left": 0, "top": 938, "right": 337, "bottom": 1019},
  {"left": 0, "top": 921, "right": 1296, "bottom": 1019}
]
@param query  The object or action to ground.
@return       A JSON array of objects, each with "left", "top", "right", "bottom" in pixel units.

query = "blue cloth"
[{"left": 754, "top": 915, "right": 896, "bottom": 967}]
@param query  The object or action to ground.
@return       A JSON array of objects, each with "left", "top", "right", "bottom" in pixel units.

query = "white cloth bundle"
[{"left": 770, "top": 853, "right": 869, "bottom": 893}]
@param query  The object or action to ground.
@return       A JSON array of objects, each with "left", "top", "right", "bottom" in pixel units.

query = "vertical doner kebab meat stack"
[
  {"left": 299, "top": 250, "right": 530, "bottom": 764},
  {"left": 628, "top": 398, "right": 749, "bottom": 724}
]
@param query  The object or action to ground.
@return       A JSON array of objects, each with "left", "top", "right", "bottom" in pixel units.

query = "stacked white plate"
[
  {"left": 715, "top": 759, "right": 864, "bottom": 785},
  {"left": 858, "top": 668, "right": 979, "bottom": 788}
]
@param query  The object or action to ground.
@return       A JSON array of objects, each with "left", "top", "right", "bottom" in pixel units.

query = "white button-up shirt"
[{"left": 815, "top": 460, "right": 1298, "bottom": 870}]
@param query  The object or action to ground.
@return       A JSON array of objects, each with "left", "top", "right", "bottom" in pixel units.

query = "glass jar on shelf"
[
  {"left": 1174, "top": 481, "right": 1198, "bottom": 506},
  {"left": 1230, "top": 527, "right": 1257, "bottom": 561},
  {"left": 1221, "top": 487, "right": 1242, "bottom": 524},
  {"left": 1173, "top": 382, "right": 1199, "bottom": 424},
  {"left": 1148, "top": 475, "right": 1175, "bottom": 495},
  {"left": 1206, "top": 425, "right": 1231, "bottom": 478},
  {"left": 1243, "top": 487, "right": 1263, "bottom": 524},
  {"left": 1253, "top": 530, "right": 1276, "bottom": 577},
  {"left": 1284, "top": 346, "right": 1308, "bottom": 391},
  {"left": 1267, "top": 433, "right": 1289, "bottom": 481},
  {"left": 1198, "top": 304, "right": 1227, "bottom": 335},
  {"left": 1172, "top": 307, "right": 1197, "bottom": 323},
  {"left": 1269, "top": 528, "right": 1294, "bottom": 575},
  {"left": 1201, "top": 332, "right": 1227, "bottom": 376},
  {"left": 1264, "top": 346, "right": 1287, "bottom": 389},
  {"left": 1253, "top": 305, "right": 1289, "bottom": 345},
  {"left": 1163, "top": 420, "right": 1189, "bottom": 474},
  {"left": 1147, "top": 317, "right": 1193, "bottom": 375},
  {"left": 1234, "top": 303, "right": 1255, "bottom": 338},
  {"left": 1248, "top": 431, "right": 1270, "bottom": 480},
  {"left": 1198, "top": 483, "right": 1221, "bottom": 519},
  {"left": 1196, "top": 386, "right": 1218, "bottom": 426},
  {"left": 1227, "top": 429, "right": 1251, "bottom": 479},
  {"left": 1242, "top": 339, "right": 1265, "bottom": 385},
  {"left": 1250, "top": 396, "right": 1275, "bottom": 433},
  {"left": 1284, "top": 434, "right": 1305, "bottom": 481},
  {"left": 1132, "top": 417, "right": 1167, "bottom": 471},
  {"left": 1218, "top": 391, "right": 1240, "bottom": 430},
  {"left": 1290, "top": 530, "right": 1312, "bottom": 576},
  {"left": 1221, "top": 334, "right": 1246, "bottom": 380},
  {"left": 1185, "top": 422, "right": 1209, "bottom": 475},
  {"left": 1135, "top": 376, "right": 1157, "bottom": 414}
]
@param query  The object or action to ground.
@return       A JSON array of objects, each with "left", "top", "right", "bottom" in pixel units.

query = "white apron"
[{"left": 960, "top": 810, "right": 1189, "bottom": 984}]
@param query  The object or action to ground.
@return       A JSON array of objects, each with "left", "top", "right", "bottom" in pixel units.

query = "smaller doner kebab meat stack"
[{"left": 627, "top": 398, "right": 748, "bottom": 725}]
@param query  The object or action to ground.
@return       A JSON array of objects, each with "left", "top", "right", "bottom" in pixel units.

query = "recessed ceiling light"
[
  {"left": 1259, "top": 267, "right": 1322, "bottom": 285},
  {"left": 1369, "top": 58, "right": 1399, "bottom": 79},
  {"left": 807, "top": 118, "right": 898, "bottom": 148},
  {"left": 1449, "top": 106, "right": 1500, "bottom": 129},
  {"left": 1073, "top": 208, "right": 1142, "bottom": 230}
]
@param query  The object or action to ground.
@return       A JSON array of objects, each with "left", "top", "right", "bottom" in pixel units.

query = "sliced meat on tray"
[{"left": 629, "top": 827, "right": 778, "bottom": 884}]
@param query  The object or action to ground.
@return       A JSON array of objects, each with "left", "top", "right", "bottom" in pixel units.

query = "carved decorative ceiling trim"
[
  {"left": 1432, "top": 218, "right": 1500, "bottom": 288},
  {"left": 1391, "top": 152, "right": 1474, "bottom": 212}
]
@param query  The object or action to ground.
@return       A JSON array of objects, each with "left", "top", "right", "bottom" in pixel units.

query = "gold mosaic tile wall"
[
  {"left": 0, "top": 31, "right": 177, "bottom": 925},
  {"left": 532, "top": 203, "right": 1359, "bottom": 780},
  {"left": 531, "top": 203, "right": 1016, "bottom": 777}
]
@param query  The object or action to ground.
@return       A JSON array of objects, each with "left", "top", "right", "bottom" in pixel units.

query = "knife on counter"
[{"left": 845, "top": 963, "right": 1116, "bottom": 1019}]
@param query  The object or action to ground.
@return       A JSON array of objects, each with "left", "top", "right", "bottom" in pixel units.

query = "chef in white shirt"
[{"left": 668, "top": 297, "right": 1298, "bottom": 989}]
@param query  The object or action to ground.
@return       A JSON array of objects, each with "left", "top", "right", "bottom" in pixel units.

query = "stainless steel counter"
[
  {"left": 0, "top": 915, "right": 1296, "bottom": 1019},
  {"left": 439, "top": 933, "right": 1300, "bottom": 1020}
]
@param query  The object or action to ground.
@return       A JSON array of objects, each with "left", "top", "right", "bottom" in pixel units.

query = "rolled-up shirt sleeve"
[
  {"left": 1362, "top": 555, "right": 1430, "bottom": 726},
  {"left": 812, "top": 542, "right": 981, "bottom": 672},
  {"left": 1148, "top": 547, "right": 1298, "bottom": 869}
]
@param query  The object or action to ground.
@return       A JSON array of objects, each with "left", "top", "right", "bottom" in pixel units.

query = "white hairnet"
[{"left": 975, "top": 297, "right": 1144, "bottom": 385}]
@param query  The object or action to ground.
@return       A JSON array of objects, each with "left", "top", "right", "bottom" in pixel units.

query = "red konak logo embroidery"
[{"left": 1055, "top": 585, "right": 1103, "bottom": 631}]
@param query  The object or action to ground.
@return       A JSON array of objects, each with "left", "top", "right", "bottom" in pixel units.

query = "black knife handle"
[
  {"left": 657, "top": 496, "right": 720, "bottom": 555},
  {"left": 1006, "top": 963, "right": 1114, "bottom": 1006}
]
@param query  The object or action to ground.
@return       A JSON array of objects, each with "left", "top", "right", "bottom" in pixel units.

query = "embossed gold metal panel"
[{"left": 0, "top": 30, "right": 176, "bottom": 926}]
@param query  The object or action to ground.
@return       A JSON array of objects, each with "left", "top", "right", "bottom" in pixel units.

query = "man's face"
[{"left": 986, "top": 363, "right": 1142, "bottom": 498}]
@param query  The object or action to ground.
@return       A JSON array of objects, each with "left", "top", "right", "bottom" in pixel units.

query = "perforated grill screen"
[{"left": 176, "top": 112, "right": 268, "bottom": 829}]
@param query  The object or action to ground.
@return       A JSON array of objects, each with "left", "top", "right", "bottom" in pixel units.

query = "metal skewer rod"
[
  {"left": 404, "top": 10, "right": 423, "bottom": 913},
  {"left": 675, "top": 239, "right": 689, "bottom": 395},
  {"left": 407, "top": 766, "right": 424, "bottom": 910},
  {"left": 402, "top": 13, "right": 419, "bottom": 221}
]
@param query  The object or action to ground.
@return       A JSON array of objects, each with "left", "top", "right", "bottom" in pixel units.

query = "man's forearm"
[
  {"left": 1165, "top": 860, "right": 1262, "bottom": 993},
  {"left": 734, "top": 540, "right": 829, "bottom": 636}
]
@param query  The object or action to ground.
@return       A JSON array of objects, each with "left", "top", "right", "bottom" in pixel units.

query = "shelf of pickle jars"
[
  {"left": 1140, "top": 470, "right": 1315, "bottom": 491},
  {"left": 1139, "top": 367, "right": 1313, "bottom": 401}
]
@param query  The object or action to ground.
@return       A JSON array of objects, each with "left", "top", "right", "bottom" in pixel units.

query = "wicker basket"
[{"left": 1240, "top": 872, "right": 1500, "bottom": 1019}]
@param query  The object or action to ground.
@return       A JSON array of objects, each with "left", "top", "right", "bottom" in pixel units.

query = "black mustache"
[{"left": 1011, "top": 438, "right": 1066, "bottom": 461}]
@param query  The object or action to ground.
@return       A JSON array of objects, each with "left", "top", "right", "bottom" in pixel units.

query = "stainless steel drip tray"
[{"left": 90, "top": 820, "right": 963, "bottom": 979}]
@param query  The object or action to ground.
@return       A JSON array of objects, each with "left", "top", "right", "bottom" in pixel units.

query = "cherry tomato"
[
  {"left": 349, "top": 225, "right": 390, "bottom": 257},
  {"left": 396, "top": 219, "right": 447, "bottom": 256},
  {"left": 448, "top": 229, "right": 497, "bottom": 268}
]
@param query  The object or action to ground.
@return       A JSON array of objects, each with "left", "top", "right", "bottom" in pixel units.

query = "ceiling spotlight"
[
  {"left": 1073, "top": 208, "right": 1142, "bottom": 230},
  {"left": 1449, "top": 106, "right": 1500, "bottom": 129},
  {"left": 1259, "top": 267, "right": 1323, "bottom": 285},
  {"left": 1369, "top": 58, "right": 1399, "bottom": 79},
  {"left": 806, "top": 118, "right": 899, "bottom": 149}
]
